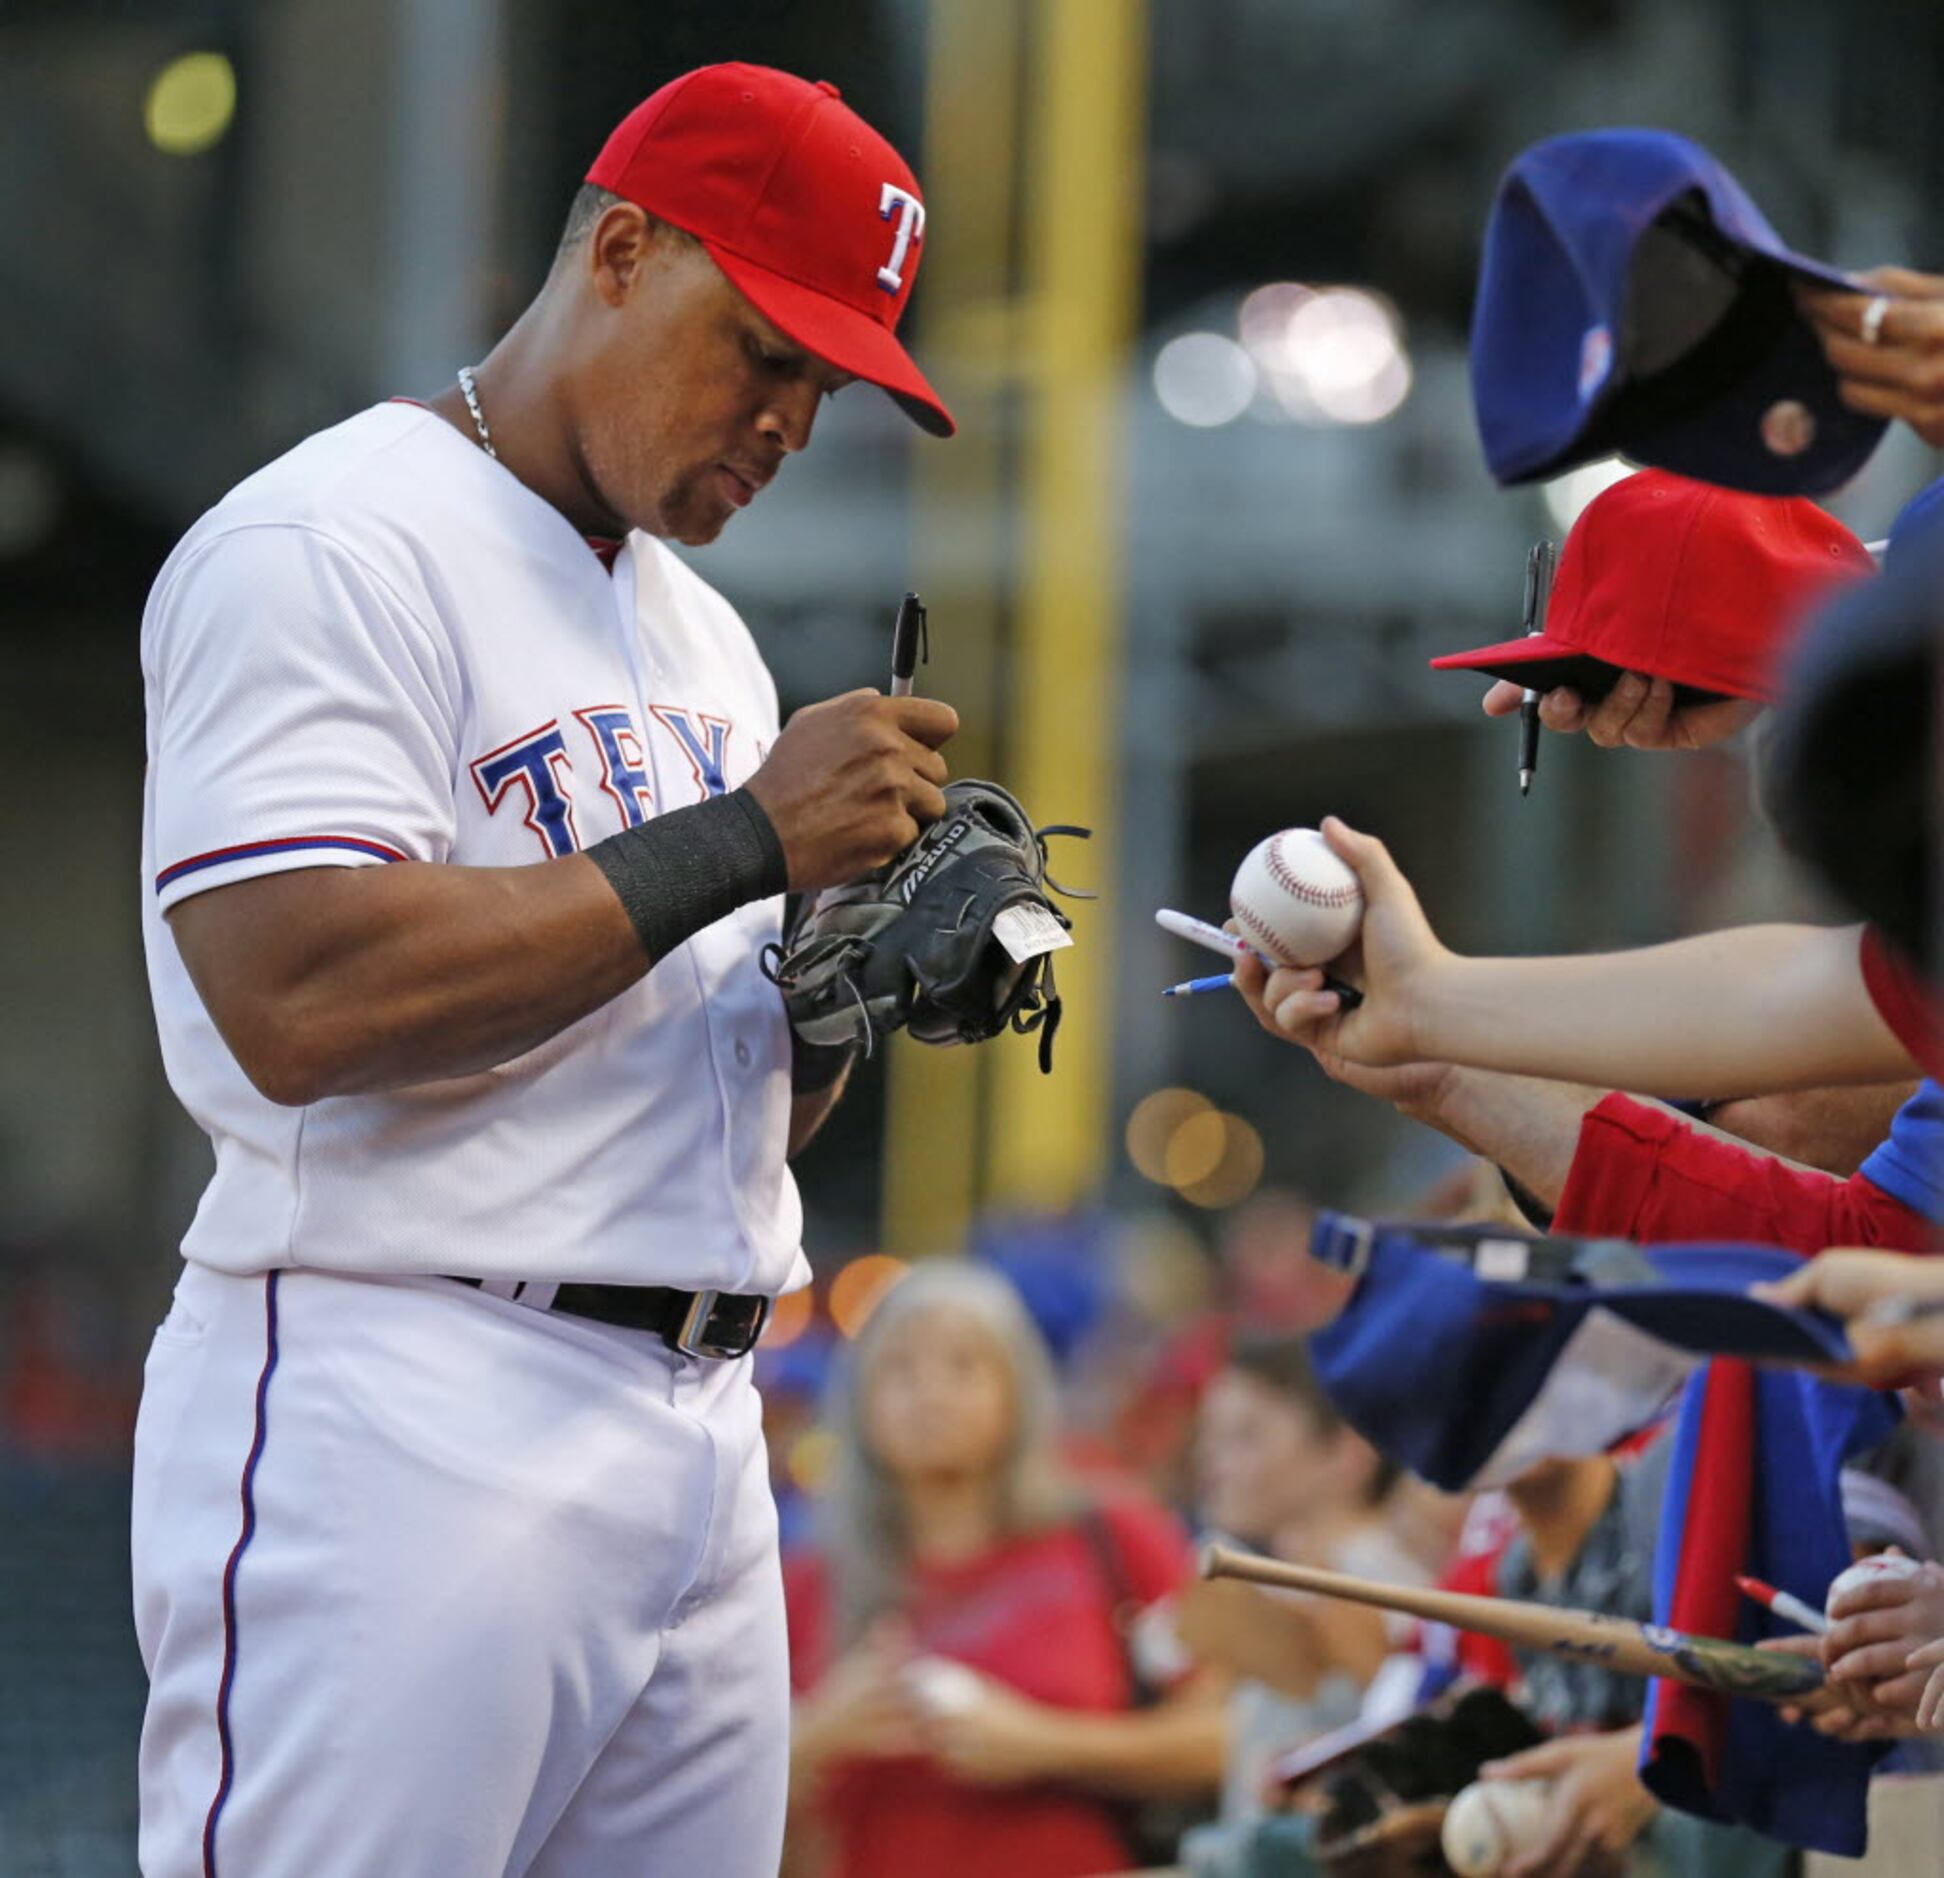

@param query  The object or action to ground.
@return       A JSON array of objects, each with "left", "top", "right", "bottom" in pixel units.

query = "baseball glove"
[{"left": 761, "top": 779, "right": 1091, "bottom": 1073}]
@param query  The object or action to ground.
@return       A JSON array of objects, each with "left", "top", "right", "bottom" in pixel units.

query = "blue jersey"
[{"left": 1860, "top": 1081, "right": 1944, "bottom": 1225}]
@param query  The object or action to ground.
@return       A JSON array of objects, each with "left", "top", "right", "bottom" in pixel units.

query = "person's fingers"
[
  {"left": 1481, "top": 679, "right": 1527, "bottom": 718},
  {"left": 1810, "top": 329, "right": 1942, "bottom": 393},
  {"left": 1811, "top": 1701, "right": 1869, "bottom": 1738},
  {"left": 1828, "top": 1639, "right": 1924, "bottom": 1684},
  {"left": 1917, "top": 1663, "right": 1944, "bottom": 1732},
  {"left": 1852, "top": 265, "right": 1944, "bottom": 300},
  {"left": 887, "top": 696, "right": 961, "bottom": 748},
  {"left": 1749, "top": 1275, "right": 1819, "bottom": 1314},
  {"left": 1273, "top": 987, "right": 1343, "bottom": 1034},
  {"left": 1904, "top": 1636, "right": 1944, "bottom": 1670},
  {"left": 1316, "top": 817, "right": 1399, "bottom": 899},
  {"left": 1865, "top": 1667, "right": 1930, "bottom": 1716},
  {"left": 1820, "top": 372, "right": 1944, "bottom": 446},
  {"left": 1264, "top": 965, "right": 1325, "bottom": 1005},
  {"left": 1826, "top": 1578, "right": 1923, "bottom": 1623},
  {"left": 1537, "top": 688, "right": 1590, "bottom": 732},
  {"left": 1481, "top": 1739, "right": 1580, "bottom": 1781},
  {"left": 1798, "top": 275, "right": 1944, "bottom": 344},
  {"left": 900, "top": 736, "right": 950, "bottom": 786},
  {"left": 1622, "top": 675, "right": 1678, "bottom": 749},
  {"left": 1669, "top": 696, "right": 1764, "bottom": 751},
  {"left": 1583, "top": 672, "right": 1651, "bottom": 748},
  {"left": 1231, "top": 950, "right": 1269, "bottom": 997}
]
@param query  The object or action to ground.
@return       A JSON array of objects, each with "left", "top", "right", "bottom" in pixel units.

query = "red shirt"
[
  {"left": 1861, "top": 924, "right": 1944, "bottom": 1078},
  {"left": 784, "top": 1497, "right": 1191, "bottom": 1878},
  {"left": 1554, "top": 1091, "right": 1936, "bottom": 1252}
]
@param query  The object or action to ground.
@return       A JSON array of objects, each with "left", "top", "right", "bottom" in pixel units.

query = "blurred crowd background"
[{"left": 4, "top": 0, "right": 1943, "bottom": 1870}]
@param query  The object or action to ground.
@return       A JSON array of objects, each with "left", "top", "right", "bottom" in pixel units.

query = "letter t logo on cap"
[{"left": 877, "top": 183, "right": 927, "bottom": 294}]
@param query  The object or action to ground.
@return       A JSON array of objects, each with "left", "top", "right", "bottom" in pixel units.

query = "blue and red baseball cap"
[
  {"left": 588, "top": 63, "right": 954, "bottom": 437},
  {"left": 1470, "top": 129, "right": 1885, "bottom": 496}
]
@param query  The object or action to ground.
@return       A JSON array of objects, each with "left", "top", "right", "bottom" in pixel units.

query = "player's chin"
[{"left": 663, "top": 489, "right": 737, "bottom": 548}]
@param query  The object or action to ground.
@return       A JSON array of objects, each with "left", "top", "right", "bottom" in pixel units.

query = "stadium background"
[{"left": 1, "top": 0, "right": 1940, "bottom": 1867}]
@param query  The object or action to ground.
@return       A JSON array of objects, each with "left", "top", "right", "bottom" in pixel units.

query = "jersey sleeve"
[
  {"left": 1859, "top": 925, "right": 1944, "bottom": 1079},
  {"left": 146, "top": 524, "right": 460, "bottom": 912},
  {"left": 1553, "top": 1091, "right": 1937, "bottom": 1252}
]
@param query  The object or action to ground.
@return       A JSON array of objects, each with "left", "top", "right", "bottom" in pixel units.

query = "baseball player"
[{"left": 133, "top": 64, "right": 958, "bottom": 1876}]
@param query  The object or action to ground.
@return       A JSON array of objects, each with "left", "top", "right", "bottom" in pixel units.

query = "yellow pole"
[
  {"left": 880, "top": 0, "right": 1026, "bottom": 1255},
  {"left": 986, "top": 0, "right": 1147, "bottom": 1210}
]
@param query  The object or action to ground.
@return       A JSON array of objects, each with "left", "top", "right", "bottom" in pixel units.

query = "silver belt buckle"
[{"left": 673, "top": 1289, "right": 771, "bottom": 1360}]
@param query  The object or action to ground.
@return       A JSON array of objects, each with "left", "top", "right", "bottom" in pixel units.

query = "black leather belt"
[{"left": 447, "top": 1277, "right": 771, "bottom": 1359}]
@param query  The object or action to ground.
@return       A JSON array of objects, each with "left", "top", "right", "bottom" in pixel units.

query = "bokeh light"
[
  {"left": 1177, "top": 1114, "right": 1266, "bottom": 1210},
  {"left": 1125, "top": 1087, "right": 1213, "bottom": 1184},
  {"left": 145, "top": 52, "right": 238, "bottom": 157},
  {"left": 1281, "top": 289, "right": 1412, "bottom": 424},
  {"left": 1543, "top": 455, "right": 1637, "bottom": 532},
  {"left": 1237, "top": 283, "right": 1412, "bottom": 425},
  {"left": 762, "top": 1286, "right": 814, "bottom": 1351},
  {"left": 1162, "top": 1108, "right": 1230, "bottom": 1188},
  {"left": 786, "top": 1427, "right": 838, "bottom": 1495},
  {"left": 829, "top": 1254, "right": 908, "bottom": 1339},
  {"left": 1153, "top": 332, "right": 1257, "bottom": 428}
]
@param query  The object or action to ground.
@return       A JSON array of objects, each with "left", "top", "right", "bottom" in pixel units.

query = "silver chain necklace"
[{"left": 456, "top": 365, "right": 497, "bottom": 460}]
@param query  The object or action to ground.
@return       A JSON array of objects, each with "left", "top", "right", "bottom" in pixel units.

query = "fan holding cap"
[
  {"left": 1469, "top": 129, "right": 1889, "bottom": 498},
  {"left": 1433, "top": 469, "right": 1876, "bottom": 750}
]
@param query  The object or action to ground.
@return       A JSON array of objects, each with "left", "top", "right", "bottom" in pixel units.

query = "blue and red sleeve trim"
[{"left": 156, "top": 836, "right": 408, "bottom": 895}]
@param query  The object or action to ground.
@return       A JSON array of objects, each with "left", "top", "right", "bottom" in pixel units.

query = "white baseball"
[
  {"left": 1439, "top": 1778, "right": 1553, "bottom": 1878},
  {"left": 901, "top": 1655, "right": 985, "bottom": 1717},
  {"left": 1827, "top": 1552, "right": 1925, "bottom": 1616},
  {"left": 1229, "top": 828, "right": 1364, "bottom": 967}
]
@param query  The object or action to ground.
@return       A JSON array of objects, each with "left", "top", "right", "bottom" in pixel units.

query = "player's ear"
[{"left": 585, "top": 201, "right": 655, "bottom": 305}]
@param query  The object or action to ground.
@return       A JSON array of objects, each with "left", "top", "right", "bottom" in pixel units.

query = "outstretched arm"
[{"left": 1243, "top": 819, "right": 1917, "bottom": 1101}]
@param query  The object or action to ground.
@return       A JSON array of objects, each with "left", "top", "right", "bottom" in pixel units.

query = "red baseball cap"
[
  {"left": 587, "top": 63, "right": 954, "bottom": 438},
  {"left": 1431, "top": 470, "right": 1874, "bottom": 703}
]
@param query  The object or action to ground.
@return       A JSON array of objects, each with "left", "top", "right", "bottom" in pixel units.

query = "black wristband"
[
  {"left": 587, "top": 788, "right": 789, "bottom": 962},
  {"left": 792, "top": 1034, "right": 859, "bottom": 1095}
]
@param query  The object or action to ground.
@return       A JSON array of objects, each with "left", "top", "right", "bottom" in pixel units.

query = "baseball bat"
[{"left": 1200, "top": 1544, "right": 1824, "bottom": 1702}]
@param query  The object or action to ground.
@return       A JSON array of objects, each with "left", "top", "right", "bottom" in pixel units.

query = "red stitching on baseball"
[
  {"left": 1264, "top": 834, "right": 1360, "bottom": 906},
  {"left": 1232, "top": 901, "right": 1293, "bottom": 962}
]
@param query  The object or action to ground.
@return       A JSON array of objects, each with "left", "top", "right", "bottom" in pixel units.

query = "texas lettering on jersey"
[{"left": 468, "top": 704, "right": 746, "bottom": 859}]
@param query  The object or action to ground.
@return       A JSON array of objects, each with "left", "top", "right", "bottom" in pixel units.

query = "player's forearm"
[
  {"left": 1416, "top": 924, "right": 1911, "bottom": 1100},
  {"left": 175, "top": 856, "right": 648, "bottom": 1102}
]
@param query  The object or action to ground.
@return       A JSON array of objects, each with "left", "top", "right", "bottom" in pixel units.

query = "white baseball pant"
[{"left": 132, "top": 1262, "right": 788, "bottom": 1876}]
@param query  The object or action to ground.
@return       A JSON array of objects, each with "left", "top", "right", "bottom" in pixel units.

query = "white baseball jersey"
[{"left": 140, "top": 400, "right": 808, "bottom": 1295}]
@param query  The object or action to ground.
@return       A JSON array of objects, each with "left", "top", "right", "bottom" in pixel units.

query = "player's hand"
[
  {"left": 1481, "top": 673, "right": 1761, "bottom": 750},
  {"left": 1231, "top": 818, "right": 1447, "bottom": 1068},
  {"left": 1798, "top": 265, "right": 1944, "bottom": 447},
  {"left": 1822, "top": 1555, "right": 1944, "bottom": 1718},
  {"left": 1482, "top": 1725, "right": 1656, "bottom": 1878},
  {"left": 917, "top": 1674, "right": 1064, "bottom": 1785},
  {"left": 747, "top": 689, "right": 958, "bottom": 891}
]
